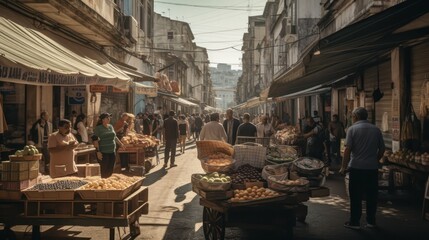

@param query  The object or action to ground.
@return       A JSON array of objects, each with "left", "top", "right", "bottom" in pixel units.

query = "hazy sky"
[{"left": 154, "top": 0, "right": 266, "bottom": 70}]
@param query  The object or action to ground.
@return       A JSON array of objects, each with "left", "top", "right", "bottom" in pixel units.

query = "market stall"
[
  {"left": 118, "top": 132, "right": 160, "bottom": 173},
  {"left": 274, "top": 125, "right": 306, "bottom": 156},
  {"left": 193, "top": 141, "right": 329, "bottom": 240},
  {"left": 0, "top": 147, "right": 148, "bottom": 240}
]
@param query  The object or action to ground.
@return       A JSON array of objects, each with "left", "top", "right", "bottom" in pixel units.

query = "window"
[{"left": 139, "top": 0, "right": 145, "bottom": 31}]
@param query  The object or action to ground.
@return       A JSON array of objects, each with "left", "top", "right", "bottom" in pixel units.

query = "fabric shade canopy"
[
  {"left": 0, "top": 11, "right": 131, "bottom": 90},
  {"left": 170, "top": 97, "right": 199, "bottom": 107}
]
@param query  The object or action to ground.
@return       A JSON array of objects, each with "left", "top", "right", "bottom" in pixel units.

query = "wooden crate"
[
  {"left": 193, "top": 186, "right": 233, "bottom": 200},
  {"left": 1, "top": 178, "right": 38, "bottom": 191},
  {"left": 76, "top": 178, "right": 144, "bottom": 200},
  {"left": 0, "top": 189, "right": 23, "bottom": 200},
  {"left": 9, "top": 154, "right": 42, "bottom": 161},
  {"left": 76, "top": 163, "right": 100, "bottom": 177},
  {"left": 26, "top": 201, "right": 73, "bottom": 218},
  {"left": 74, "top": 187, "right": 149, "bottom": 219},
  {"left": 309, "top": 187, "right": 330, "bottom": 198},
  {"left": 10, "top": 161, "right": 39, "bottom": 171},
  {"left": 23, "top": 189, "right": 75, "bottom": 200},
  {"left": 10, "top": 169, "right": 39, "bottom": 181}
]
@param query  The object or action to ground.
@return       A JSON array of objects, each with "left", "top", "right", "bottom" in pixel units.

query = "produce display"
[
  {"left": 266, "top": 145, "right": 298, "bottom": 163},
  {"left": 80, "top": 174, "right": 141, "bottom": 190},
  {"left": 200, "top": 153, "right": 234, "bottom": 173},
  {"left": 15, "top": 145, "right": 39, "bottom": 156},
  {"left": 385, "top": 150, "right": 429, "bottom": 166},
  {"left": 200, "top": 172, "right": 231, "bottom": 183},
  {"left": 230, "top": 186, "right": 280, "bottom": 202},
  {"left": 293, "top": 157, "right": 325, "bottom": 176},
  {"left": 274, "top": 126, "right": 303, "bottom": 145},
  {"left": 28, "top": 180, "right": 87, "bottom": 191},
  {"left": 121, "top": 132, "right": 160, "bottom": 147},
  {"left": 230, "top": 164, "right": 264, "bottom": 185},
  {"left": 206, "top": 158, "right": 232, "bottom": 166},
  {"left": 267, "top": 176, "right": 309, "bottom": 193},
  {"left": 268, "top": 177, "right": 307, "bottom": 186}
]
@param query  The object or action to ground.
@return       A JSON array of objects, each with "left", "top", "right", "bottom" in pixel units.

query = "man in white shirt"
[{"left": 200, "top": 113, "right": 227, "bottom": 142}]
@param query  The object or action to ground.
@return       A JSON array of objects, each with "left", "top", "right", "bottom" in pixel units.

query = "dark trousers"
[
  {"left": 42, "top": 143, "right": 50, "bottom": 173},
  {"left": 99, "top": 152, "right": 116, "bottom": 178},
  {"left": 120, "top": 153, "right": 129, "bottom": 169},
  {"left": 348, "top": 168, "right": 378, "bottom": 225},
  {"left": 164, "top": 139, "right": 177, "bottom": 165}
]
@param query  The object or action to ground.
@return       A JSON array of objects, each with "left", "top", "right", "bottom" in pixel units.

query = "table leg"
[
  {"left": 109, "top": 228, "right": 115, "bottom": 240},
  {"left": 32, "top": 225, "right": 41, "bottom": 240}
]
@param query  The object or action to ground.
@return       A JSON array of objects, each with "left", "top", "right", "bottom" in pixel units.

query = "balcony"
[{"left": 18, "top": 0, "right": 128, "bottom": 46}]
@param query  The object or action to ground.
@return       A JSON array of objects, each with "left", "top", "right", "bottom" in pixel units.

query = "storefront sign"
[
  {"left": 68, "top": 86, "right": 86, "bottom": 105},
  {"left": 135, "top": 84, "right": 157, "bottom": 97},
  {"left": 90, "top": 85, "right": 107, "bottom": 93},
  {"left": 112, "top": 87, "right": 129, "bottom": 93},
  {"left": 0, "top": 64, "right": 129, "bottom": 90}
]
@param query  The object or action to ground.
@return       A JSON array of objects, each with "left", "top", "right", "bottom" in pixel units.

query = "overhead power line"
[{"left": 156, "top": 1, "right": 265, "bottom": 11}]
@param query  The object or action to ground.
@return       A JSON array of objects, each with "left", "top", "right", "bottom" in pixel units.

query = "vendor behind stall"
[{"left": 48, "top": 119, "right": 79, "bottom": 178}]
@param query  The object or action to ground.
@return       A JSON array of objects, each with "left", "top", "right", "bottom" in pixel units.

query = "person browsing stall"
[
  {"left": 223, "top": 108, "right": 240, "bottom": 145},
  {"left": 340, "top": 107, "right": 385, "bottom": 230},
  {"left": 48, "top": 119, "right": 78, "bottom": 178},
  {"left": 200, "top": 113, "right": 228, "bottom": 142},
  {"left": 92, "top": 113, "right": 126, "bottom": 178}
]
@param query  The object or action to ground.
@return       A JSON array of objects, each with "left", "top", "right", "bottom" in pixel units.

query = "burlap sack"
[{"left": 196, "top": 140, "right": 234, "bottom": 160}]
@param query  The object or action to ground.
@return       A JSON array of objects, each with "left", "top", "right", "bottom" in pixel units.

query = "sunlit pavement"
[{"left": 4, "top": 140, "right": 429, "bottom": 239}]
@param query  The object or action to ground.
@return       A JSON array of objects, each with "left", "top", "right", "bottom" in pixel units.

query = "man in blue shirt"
[{"left": 340, "top": 107, "right": 385, "bottom": 230}]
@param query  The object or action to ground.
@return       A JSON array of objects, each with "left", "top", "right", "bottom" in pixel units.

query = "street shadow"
[
  {"left": 142, "top": 167, "right": 168, "bottom": 186},
  {"left": 11, "top": 225, "right": 92, "bottom": 240},
  {"left": 174, "top": 182, "right": 192, "bottom": 203}
]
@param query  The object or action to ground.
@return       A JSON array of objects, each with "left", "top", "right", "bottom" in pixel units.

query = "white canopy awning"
[{"left": 0, "top": 12, "right": 131, "bottom": 90}]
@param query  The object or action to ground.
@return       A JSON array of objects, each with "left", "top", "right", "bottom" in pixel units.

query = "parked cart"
[{"left": 199, "top": 190, "right": 310, "bottom": 240}]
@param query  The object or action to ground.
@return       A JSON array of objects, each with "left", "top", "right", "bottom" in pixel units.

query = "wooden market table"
[
  {"left": 74, "top": 147, "right": 96, "bottom": 164},
  {"left": 0, "top": 186, "right": 149, "bottom": 240},
  {"left": 198, "top": 191, "right": 314, "bottom": 240}
]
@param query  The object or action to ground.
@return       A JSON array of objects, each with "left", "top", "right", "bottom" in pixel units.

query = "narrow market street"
[{"left": 5, "top": 139, "right": 428, "bottom": 240}]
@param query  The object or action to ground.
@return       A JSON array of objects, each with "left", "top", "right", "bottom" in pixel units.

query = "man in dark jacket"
[
  {"left": 194, "top": 113, "right": 204, "bottom": 140},
  {"left": 163, "top": 110, "right": 179, "bottom": 168},
  {"left": 236, "top": 113, "right": 257, "bottom": 143},
  {"left": 223, "top": 109, "right": 241, "bottom": 145}
]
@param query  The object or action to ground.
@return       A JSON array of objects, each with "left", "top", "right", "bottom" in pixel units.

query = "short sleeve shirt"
[
  {"left": 345, "top": 120, "right": 385, "bottom": 170},
  {"left": 94, "top": 124, "right": 116, "bottom": 153}
]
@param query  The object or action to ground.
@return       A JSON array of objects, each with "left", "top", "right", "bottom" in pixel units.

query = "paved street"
[{"left": 5, "top": 140, "right": 429, "bottom": 239}]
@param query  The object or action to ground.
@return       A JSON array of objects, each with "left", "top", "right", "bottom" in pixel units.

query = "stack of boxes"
[{"left": 0, "top": 159, "right": 39, "bottom": 200}]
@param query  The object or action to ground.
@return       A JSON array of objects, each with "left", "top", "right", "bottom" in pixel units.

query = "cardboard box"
[
  {"left": 1, "top": 178, "right": 38, "bottom": 191},
  {"left": 76, "top": 164, "right": 100, "bottom": 178}
]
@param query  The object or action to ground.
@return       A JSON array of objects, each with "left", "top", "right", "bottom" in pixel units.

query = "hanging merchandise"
[
  {"left": 372, "top": 64, "right": 384, "bottom": 103},
  {"left": 420, "top": 80, "right": 429, "bottom": 149},
  {"left": 381, "top": 112, "right": 389, "bottom": 132},
  {"left": 401, "top": 103, "right": 421, "bottom": 151}
]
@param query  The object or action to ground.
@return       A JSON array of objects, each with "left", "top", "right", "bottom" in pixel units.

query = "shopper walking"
[
  {"left": 340, "top": 107, "right": 385, "bottom": 230},
  {"left": 200, "top": 113, "right": 227, "bottom": 142},
  {"left": 223, "top": 109, "right": 240, "bottom": 145},
  {"left": 178, "top": 115, "right": 190, "bottom": 153},
  {"left": 329, "top": 114, "right": 346, "bottom": 165},
  {"left": 194, "top": 113, "right": 204, "bottom": 140},
  {"left": 163, "top": 110, "right": 179, "bottom": 168},
  {"left": 92, "top": 113, "right": 125, "bottom": 178},
  {"left": 256, "top": 115, "right": 275, "bottom": 146}
]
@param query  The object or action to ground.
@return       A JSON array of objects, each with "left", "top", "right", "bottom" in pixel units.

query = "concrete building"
[{"left": 210, "top": 64, "right": 241, "bottom": 111}]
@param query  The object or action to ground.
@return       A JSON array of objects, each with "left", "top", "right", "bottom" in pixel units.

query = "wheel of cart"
[{"left": 203, "top": 207, "right": 225, "bottom": 240}]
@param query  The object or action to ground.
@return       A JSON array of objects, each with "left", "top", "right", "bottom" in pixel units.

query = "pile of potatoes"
[{"left": 230, "top": 186, "right": 280, "bottom": 202}]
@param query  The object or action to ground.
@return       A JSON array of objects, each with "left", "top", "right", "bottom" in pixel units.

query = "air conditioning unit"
[{"left": 124, "top": 16, "right": 138, "bottom": 43}]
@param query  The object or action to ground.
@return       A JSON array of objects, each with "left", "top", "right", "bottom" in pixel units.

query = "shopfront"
[{"left": 0, "top": 11, "right": 131, "bottom": 149}]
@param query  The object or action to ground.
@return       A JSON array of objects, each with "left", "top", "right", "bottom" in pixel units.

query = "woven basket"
[
  {"left": 200, "top": 159, "right": 235, "bottom": 173},
  {"left": 261, "top": 163, "right": 290, "bottom": 180},
  {"left": 196, "top": 140, "right": 233, "bottom": 160},
  {"left": 267, "top": 175, "right": 309, "bottom": 193},
  {"left": 293, "top": 157, "right": 325, "bottom": 176}
]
